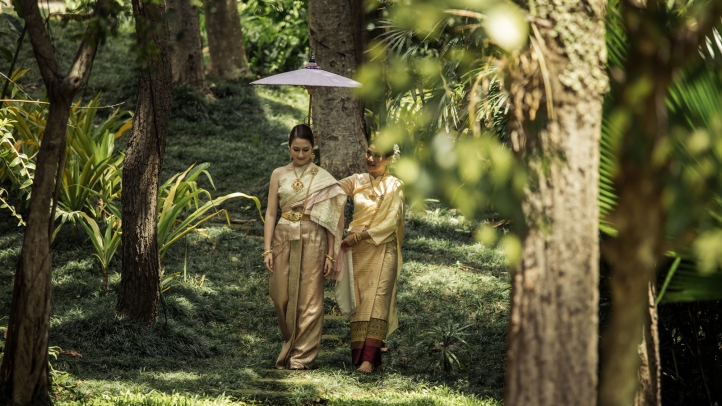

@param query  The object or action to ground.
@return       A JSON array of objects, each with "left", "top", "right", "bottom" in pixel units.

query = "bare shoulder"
[{"left": 271, "top": 165, "right": 293, "bottom": 178}]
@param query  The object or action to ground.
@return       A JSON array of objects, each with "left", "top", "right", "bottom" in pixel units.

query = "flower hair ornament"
[{"left": 391, "top": 144, "right": 401, "bottom": 165}]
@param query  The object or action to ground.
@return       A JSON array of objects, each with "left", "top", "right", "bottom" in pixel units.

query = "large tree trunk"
[
  {"left": 204, "top": 0, "right": 251, "bottom": 79},
  {"left": 116, "top": 0, "right": 172, "bottom": 326},
  {"left": 307, "top": 0, "right": 367, "bottom": 179},
  {"left": 0, "top": 0, "right": 112, "bottom": 403},
  {"left": 598, "top": 2, "right": 722, "bottom": 405},
  {"left": 167, "top": 0, "right": 205, "bottom": 88},
  {"left": 504, "top": 1, "right": 608, "bottom": 405}
]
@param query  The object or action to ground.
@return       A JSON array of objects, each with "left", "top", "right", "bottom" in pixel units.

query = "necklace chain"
[
  {"left": 363, "top": 173, "right": 388, "bottom": 232},
  {"left": 369, "top": 173, "right": 386, "bottom": 202}
]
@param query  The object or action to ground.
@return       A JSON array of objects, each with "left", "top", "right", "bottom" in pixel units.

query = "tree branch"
[
  {"left": 20, "top": 0, "right": 60, "bottom": 85},
  {"left": 48, "top": 13, "right": 93, "bottom": 21},
  {"left": 64, "top": 0, "right": 114, "bottom": 91},
  {"left": 20, "top": 0, "right": 114, "bottom": 91}
]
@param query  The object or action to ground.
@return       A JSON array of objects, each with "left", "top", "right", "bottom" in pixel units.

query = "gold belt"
[{"left": 281, "top": 211, "right": 310, "bottom": 222}]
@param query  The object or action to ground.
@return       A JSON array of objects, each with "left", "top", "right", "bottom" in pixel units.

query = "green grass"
[{"left": 0, "top": 20, "right": 510, "bottom": 406}]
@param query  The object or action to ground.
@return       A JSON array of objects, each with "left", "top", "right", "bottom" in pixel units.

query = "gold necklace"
[
  {"left": 368, "top": 173, "right": 386, "bottom": 202},
  {"left": 291, "top": 163, "right": 311, "bottom": 192}
]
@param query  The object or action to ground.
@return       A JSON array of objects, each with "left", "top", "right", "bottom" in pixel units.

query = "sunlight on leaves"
[
  {"left": 693, "top": 229, "right": 722, "bottom": 275},
  {"left": 484, "top": 4, "right": 528, "bottom": 51},
  {"left": 500, "top": 234, "right": 522, "bottom": 266}
]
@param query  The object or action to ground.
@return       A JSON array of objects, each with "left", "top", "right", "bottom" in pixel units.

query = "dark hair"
[
  {"left": 289, "top": 124, "right": 314, "bottom": 147},
  {"left": 368, "top": 137, "right": 394, "bottom": 159}
]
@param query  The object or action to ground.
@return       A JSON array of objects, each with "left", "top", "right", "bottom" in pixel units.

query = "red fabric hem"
[{"left": 352, "top": 342, "right": 383, "bottom": 367}]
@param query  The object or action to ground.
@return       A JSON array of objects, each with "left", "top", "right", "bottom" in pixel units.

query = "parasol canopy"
[
  {"left": 250, "top": 59, "right": 361, "bottom": 124},
  {"left": 250, "top": 61, "right": 361, "bottom": 88}
]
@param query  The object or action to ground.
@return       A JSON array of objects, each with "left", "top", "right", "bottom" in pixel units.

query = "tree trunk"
[
  {"left": 307, "top": 0, "right": 367, "bottom": 179},
  {"left": 504, "top": 1, "right": 608, "bottom": 405},
  {"left": 204, "top": 0, "right": 251, "bottom": 79},
  {"left": 167, "top": 0, "right": 205, "bottom": 88},
  {"left": 116, "top": 0, "right": 172, "bottom": 326},
  {"left": 634, "top": 283, "right": 661, "bottom": 406},
  {"left": 598, "top": 2, "right": 722, "bottom": 404},
  {"left": 600, "top": 175, "right": 663, "bottom": 405},
  {"left": 0, "top": 102, "right": 69, "bottom": 406},
  {"left": 0, "top": 0, "right": 112, "bottom": 403}
]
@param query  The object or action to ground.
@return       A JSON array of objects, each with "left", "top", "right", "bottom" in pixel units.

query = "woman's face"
[
  {"left": 365, "top": 144, "right": 388, "bottom": 176},
  {"left": 290, "top": 138, "right": 313, "bottom": 166}
]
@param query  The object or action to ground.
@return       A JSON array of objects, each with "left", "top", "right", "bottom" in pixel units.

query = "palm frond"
[{"left": 659, "top": 257, "right": 722, "bottom": 303}]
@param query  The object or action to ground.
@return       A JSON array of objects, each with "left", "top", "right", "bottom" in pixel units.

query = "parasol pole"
[{"left": 305, "top": 86, "right": 315, "bottom": 126}]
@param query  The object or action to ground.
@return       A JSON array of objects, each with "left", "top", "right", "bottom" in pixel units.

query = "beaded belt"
[{"left": 281, "top": 211, "right": 310, "bottom": 222}]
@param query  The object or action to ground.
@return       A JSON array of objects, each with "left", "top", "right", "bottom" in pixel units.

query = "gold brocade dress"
[
  {"left": 269, "top": 163, "right": 346, "bottom": 369},
  {"left": 337, "top": 173, "right": 404, "bottom": 367}
]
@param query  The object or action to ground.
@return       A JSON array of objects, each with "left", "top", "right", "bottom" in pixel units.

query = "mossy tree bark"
[
  {"left": 0, "top": 0, "right": 113, "bottom": 403},
  {"left": 167, "top": 0, "right": 205, "bottom": 88},
  {"left": 116, "top": 0, "right": 172, "bottom": 326},
  {"left": 504, "top": 0, "right": 608, "bottom": 404},
  {"left": 307, "top": 0, "right": 367, "bottom": 178},
  {"left": 204, "top": 0, "right": 251, "bottom": 79},
  {"left": 599, "top": 2, "right": 722, "bottom": 405}
]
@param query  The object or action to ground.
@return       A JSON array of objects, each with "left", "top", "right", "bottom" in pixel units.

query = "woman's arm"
[
  {"left": 323, "top": 228, "right": 335, "bottom": 276},
  {"left": 337, "top": 175, "right": 357, "bottom": 196},
  {"left": 263, "top": 169, "right": 281, "bottom": 272}
]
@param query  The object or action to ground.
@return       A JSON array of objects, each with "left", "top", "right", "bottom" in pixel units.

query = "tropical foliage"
[
  {"left": 239, "top": 0, "right": 309, "bottom": 74},
  {"left": 0, "top": 79, "right": 262, "bottom": 293},
  {"left": 358, "top": 0, "right": 722, "bottom": 402}
]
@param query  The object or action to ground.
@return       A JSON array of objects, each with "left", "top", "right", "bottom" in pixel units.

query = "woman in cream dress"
[
  {"left": 262, "top": 124, "right": 346, "bottom": 370},
  {"left": 338, "top": 141, "right": 404, "bottom": 373}
]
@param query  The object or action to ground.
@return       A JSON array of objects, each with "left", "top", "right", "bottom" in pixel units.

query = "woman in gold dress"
[
  {"left": 339, "top": 140, "right": 404, "bottom": 373},
  {"left": 262, "top": 124, "right": 346, "bottom": 370}
]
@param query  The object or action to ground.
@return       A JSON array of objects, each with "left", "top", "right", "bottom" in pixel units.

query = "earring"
[
  {"left": 290, "top": 154, "right": 293, "bottom": 161},
  {"left": 311, "top": 152, "right": 316, "bottom": 161}
]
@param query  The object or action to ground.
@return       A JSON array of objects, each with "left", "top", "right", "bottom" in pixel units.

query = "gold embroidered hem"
[{"left": 350, "top": 319, "right": 388, "bottom": 348}]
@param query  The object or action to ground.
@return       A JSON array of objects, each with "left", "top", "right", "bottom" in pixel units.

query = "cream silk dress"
[{"left": 269, "top": 163, "right": 345, "bottom": 369}]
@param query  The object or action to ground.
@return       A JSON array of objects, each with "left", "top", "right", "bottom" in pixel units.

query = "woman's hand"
[
  {"left": 323, "top": 257, "right": 334, "bottom": 277},
  {"left": 264, "top": 253, "right": 274, "bottom": 273},
  {"left": 340, "top": 233, "right": 357, "bottom": 250}
]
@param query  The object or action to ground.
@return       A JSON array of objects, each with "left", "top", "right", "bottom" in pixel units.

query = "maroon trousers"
[{"left": 352, "top": 338, "right": 384, "bottom": 367}]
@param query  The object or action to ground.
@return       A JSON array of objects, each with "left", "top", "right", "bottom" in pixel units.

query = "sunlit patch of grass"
[
  {"left": 57, "top": 390, "right": 248, "bottom": 405},
  {"left": 302, "top": 370, "right": 501, "bottom": 405}
]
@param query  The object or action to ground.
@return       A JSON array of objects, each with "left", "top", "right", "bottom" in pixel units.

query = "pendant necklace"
[
  {"left": 292, "top": 163, "right": 311, "bottom": 192},
  {"left": 369, "top": 173, "right": 386, "bottom": 202}
]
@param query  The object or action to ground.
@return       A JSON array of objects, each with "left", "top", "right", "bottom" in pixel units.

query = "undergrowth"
[{"left": 0, "top": 19, "right": 510, "bottom": 406}]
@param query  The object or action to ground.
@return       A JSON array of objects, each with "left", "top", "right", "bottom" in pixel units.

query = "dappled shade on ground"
[{"left": 0, "top": 29, "right": 510, "bottom": 402}]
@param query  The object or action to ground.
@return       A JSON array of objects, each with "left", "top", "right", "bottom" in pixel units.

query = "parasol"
[{"left": 250, "top": 58, "right": 361, "bottom": 124}]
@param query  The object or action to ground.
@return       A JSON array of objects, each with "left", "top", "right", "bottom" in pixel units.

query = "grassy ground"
[{"left": 0, "top": 21, "right": 510, "bottom": 406}]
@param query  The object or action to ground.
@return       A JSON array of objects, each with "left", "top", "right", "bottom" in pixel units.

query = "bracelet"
[
  {"left": 354, "top": 233, "right": 362, "bottom": 243},
  {"left": 325, "top": 254, "right": 336, "bottom": 263},
  {"left": 261, "top": 250, "right": 273, "bottom": 257}
]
